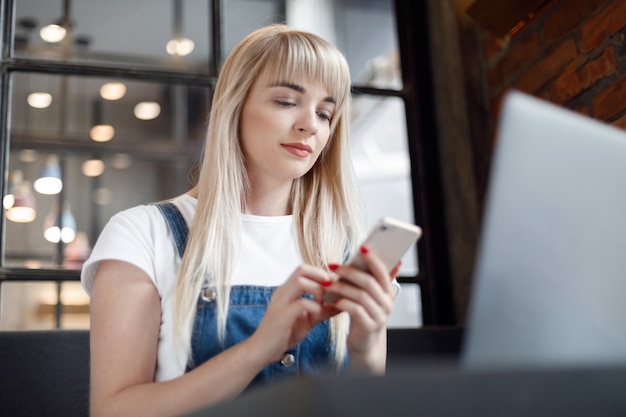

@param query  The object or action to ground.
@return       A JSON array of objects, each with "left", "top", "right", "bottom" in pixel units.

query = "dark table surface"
[{"left": 186, "top": 362, "right": 626, "bottom": 417}]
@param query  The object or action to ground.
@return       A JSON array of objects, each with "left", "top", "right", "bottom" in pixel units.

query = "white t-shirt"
[
  {"left": 82, "top": 193, "right": 400, "bottom": 382},
  {"left": 81, "top": 194, "right": 303, "bottom": 381}
]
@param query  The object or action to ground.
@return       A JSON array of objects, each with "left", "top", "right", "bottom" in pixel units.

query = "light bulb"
[
  {"left": 34, "top": 156, "right": 63, "bottom": 195},
  {"left": 61, "top": 227, "right": 76, "bottom": 243},
  {"left": 82, "top": 159, "right": 105, "bottom": 177},
  {"left": 33, "top": 177, "right": 63, "bottom": 195},
  {"left": 166, "top": 38, "right": 195, "bottom": 56},
  {"left": 27, "top": 92, "right": 52, "bottom": 109},
  {"left": 44, "top": 226, "right": 61, "bottom": 243},
  {"left": 3, "top": 194, "right": 15, "bottom": 210},
  {"left": 7, "top": 206, "right": 36, "bottom": 223},
  {"left": 134, "top": 101, "right": 161, "bottom": 120},
  {"left": 43, "top": 204, "right": 76, "bottom": 243},
  {"left": 5, "top": 181, "right": 36, "bottom": 223},
  {"left": 40, "top": 24, "right": 66, "bottom": 43},
  {"left": 89, "top": 124, "right": 115, "bottom": 142},
  {"left": 100, "top": 82, "right": 127, "bottom": 100}
]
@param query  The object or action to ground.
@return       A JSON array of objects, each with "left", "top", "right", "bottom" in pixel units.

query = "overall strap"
[{"left": 153, "top": 201, "right": 189, "bottom": 258}]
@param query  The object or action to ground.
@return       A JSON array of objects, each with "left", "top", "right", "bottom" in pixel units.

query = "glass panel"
[
  {"left": 6, "top": 0, "right": 414, "bottom": 326},
  {"left": 351, "top": 94, "right": 420, "bottom": 326},
  {"left": 4, "top": 150, "right": 193, "bottom": 269},
  {"left": 5, "top": 72, "right": 210, "bottom": 269},
  {"left": 14, "top": 0, "right": 211, "bottom": 74},
  {"left": 14, "top": 0, "right": 400, "bottom": 84},
  {"left": 0, "top": 282, "right": 89, "bottom": 330},
  {"left": 334, "top": 0, "right": 401, "bottom": 89},
  {"left": 350, "top": 94, "right": 417, "bottom": 275},
  {"left": 11, "top": 72, "right": 210, "bottom": 144},
  {"left": 222, "top": 1, "right": 286, "bottom": 55},
  {"left": 387, "top": 283, "right": 422, "bottom": 328},
  {"left": 222, "top": 0, "right": 401, "bottom": 89}
]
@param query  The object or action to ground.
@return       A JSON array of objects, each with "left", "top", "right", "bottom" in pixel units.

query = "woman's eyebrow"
[{"left": 270, "top": 81, "right": 336, "bottom": 104}]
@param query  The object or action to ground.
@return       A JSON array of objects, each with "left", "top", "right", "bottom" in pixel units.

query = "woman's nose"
[{"left": 294, "top": 109, "right": 319, "bottom": 134}]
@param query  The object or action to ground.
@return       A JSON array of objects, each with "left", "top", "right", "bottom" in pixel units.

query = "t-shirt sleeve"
[{"left": 81, "top": 205, "right": 161, "bottom": 296}]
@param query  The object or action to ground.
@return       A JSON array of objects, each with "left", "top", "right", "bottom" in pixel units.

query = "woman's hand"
[
  {"left": 324, "top": 246, "right": 398, "bottom": 373},
  {"left": 91, "top": 261, "right": 341, "bottom": 417},
  {"left": 248, "top": 265, "right": 339, "bottom": 363}
]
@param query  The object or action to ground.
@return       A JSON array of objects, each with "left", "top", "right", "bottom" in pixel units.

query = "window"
[{"left": 0, "top": 0, "right": 429, "bottom": 330}]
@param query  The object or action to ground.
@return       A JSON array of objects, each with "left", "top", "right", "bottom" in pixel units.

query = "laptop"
[{"left": 461, "top": 90, "right": 626, "bottom": 370}]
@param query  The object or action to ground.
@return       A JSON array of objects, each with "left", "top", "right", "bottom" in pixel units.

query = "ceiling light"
[
  {"left": 34, "top": 156, "right": 63, "bottom": 195},
  {"left": 168, "top": 0, "right": 194, "bottom": 57},
  {"left": 44, "top": 204, "right": 76, "bottom": 243},
  {"left": 3, "top": 194, "right": 14, "bottom": 210},
  {"left": 166, "top": 38, "right": 195, "bottom": 56},
  {"left": 40, "top": 24, "right": 66, "bottom": 43},
  {"left": 89, "top": 124, "right": 115, "bottom": 142},
  {"left": 134, "top": 101, "right": 161, "bottom": 120},
  {"left": 82, "top": 159, "right": 105, "bottom": 177},
  {"left": 27, "top": 92, "right": 52, "bottom": 109},
  {"left": 100, "top": 82, "right": 127, "bottom": 100},
  {"left": 5, "top": 180, "right": 36, "bottom": 223}
]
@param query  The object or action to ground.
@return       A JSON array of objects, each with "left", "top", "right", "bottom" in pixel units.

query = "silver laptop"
[{"left": 461, "top": 90, "right": 626, "bottom": 370}]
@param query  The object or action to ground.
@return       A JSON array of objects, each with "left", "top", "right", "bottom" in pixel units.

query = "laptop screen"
[{"left": 462, "top": 90, "right": 626, "bottom": 370}]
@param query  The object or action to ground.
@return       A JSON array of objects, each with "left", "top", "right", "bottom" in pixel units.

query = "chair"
[{"left": 0, "top": 330, "right": 90, "bottom": 417}]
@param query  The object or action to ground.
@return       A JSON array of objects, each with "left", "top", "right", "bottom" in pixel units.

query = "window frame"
[{"left": 0, "top": 0, "right": 456, "bottom": 327}]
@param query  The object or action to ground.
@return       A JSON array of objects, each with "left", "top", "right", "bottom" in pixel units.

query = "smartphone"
[{"left": 323, "top": 217, "right": 422, "bottom": 302}]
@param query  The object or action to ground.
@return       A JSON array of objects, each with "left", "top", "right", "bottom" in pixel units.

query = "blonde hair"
[{"left": 174, "top": 24, "right": 364, "bottom": 367}]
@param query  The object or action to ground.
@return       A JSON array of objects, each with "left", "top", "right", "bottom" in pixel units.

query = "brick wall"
[
  {"left": 479, "top": 0, "right": 626, "bottom": 132},
  {"left": 448, "top": 0, "right": 626, "bottom": 321}
]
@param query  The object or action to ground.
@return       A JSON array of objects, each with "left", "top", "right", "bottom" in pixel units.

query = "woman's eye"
[
  {"left": 275, "top": 100, "right": 295, "bottom": 107},
  {"left": 317, "top": 111, "right": 332, "bottom": 122}
]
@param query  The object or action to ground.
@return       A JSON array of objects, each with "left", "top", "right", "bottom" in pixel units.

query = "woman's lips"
[{"left": 281, "top": 143, "right": 312, "bottom": 158}]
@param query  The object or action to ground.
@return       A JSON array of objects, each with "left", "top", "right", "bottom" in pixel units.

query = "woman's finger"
[
  {"left": 357, "top": 245, "right": 393, "bottom": 293},
  {"left": 389, "top": 260, "right": 401, "bottom": 280},
  {"left": 273, "top": 264, "right": 332, "bottom": 303}
]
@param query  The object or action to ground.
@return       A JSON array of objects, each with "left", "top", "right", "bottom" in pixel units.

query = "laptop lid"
[{"left": 461, "top": 90, "right": 626, "bottom": 370}]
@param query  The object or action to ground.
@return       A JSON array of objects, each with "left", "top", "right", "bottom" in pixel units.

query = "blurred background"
[{"left": 1, "top": 0, "right": 421, "bottom": 330}]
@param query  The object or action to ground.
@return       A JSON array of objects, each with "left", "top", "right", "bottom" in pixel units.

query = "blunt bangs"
[{"left": 258, "top": 30, "right": 351, "bottom": 113}]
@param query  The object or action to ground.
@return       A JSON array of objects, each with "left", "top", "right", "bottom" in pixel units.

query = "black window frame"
[{"left": 0, "top": 0, "right": 455, "bottom": 328}]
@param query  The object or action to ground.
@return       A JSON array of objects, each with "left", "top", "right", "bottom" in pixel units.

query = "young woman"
[{"left": 82, "top": 24, "right": 398, "bottom": 417}]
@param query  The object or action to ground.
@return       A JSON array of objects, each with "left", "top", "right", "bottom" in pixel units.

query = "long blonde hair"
[{"left": 174, "top": 24, "right": 364, "bottom": 367}]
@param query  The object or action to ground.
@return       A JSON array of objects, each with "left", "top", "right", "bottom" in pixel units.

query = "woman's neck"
[{"left": 245, "top": 180, "right": 293, "bottom": 216}]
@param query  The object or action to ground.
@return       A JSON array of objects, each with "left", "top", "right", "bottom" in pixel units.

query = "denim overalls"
[{"left": 155, "top": 202, "right": 342, "bottom": 388}]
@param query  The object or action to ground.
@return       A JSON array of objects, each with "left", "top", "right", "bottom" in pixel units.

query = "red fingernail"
[
  {"left": 360, "top": 245, "right": 369, "bottom": 254},
  {"left": 321, "top": 279, "right": 333, "bottom": 287},
  {"left": 328, "top": 263, "right": 340, "bottom": 271}
]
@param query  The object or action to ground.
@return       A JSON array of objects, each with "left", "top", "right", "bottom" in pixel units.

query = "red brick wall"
[{"left": 480, "top": 0, "right": 626, "bottom": 131}]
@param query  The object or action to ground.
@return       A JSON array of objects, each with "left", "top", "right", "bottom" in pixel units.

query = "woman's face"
[{"left": 239, "top": 71, "right": 336, "bottom": 187}]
